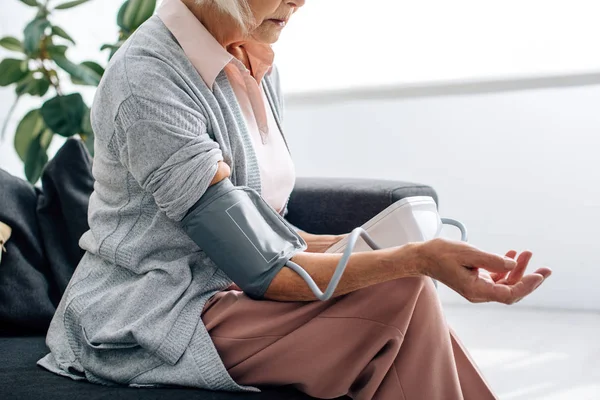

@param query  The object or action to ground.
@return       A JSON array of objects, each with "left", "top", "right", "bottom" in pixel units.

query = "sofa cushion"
[
  {"left": 36, "top": 138, "right": 94, "bottom": 296},
  {"left": 0, "top": 170, "right": 56, "bottom": 335},
  {"left": 0, "top": 139, "right": 95, "bottom": 335},
  {"left": 0, "top": 336, "right": 336, "bottom": 400}
]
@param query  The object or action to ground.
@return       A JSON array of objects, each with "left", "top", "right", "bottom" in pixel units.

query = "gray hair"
[{"left": 195, "top": 0, "right": 252, "bottom": 30}]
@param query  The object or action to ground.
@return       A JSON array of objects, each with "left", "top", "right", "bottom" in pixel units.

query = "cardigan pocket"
[
  {"left": 79, "top": 326, "right": 164, "bottom": 385},
  {"left": 81, "top": 327, "right": 140, "bottom": 350}
]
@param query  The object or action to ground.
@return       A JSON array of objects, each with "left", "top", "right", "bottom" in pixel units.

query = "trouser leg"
[{"left": 201, "top": 276, "right": 497, "bottom": 400}]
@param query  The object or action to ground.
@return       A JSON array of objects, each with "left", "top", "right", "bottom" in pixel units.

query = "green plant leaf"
[
  {"left": 80, "top": 106, "right": 95, "bottom": 155},
  {"left": 54, "top": 0, "right": 90, "bottom": 10},
  {"left": 51, "top": 26, "right": 75, "bottom": 44},
  {"left": 15, "top": 73, "right": 35, "bottom": 95},
  {"left": 122, "top": 0, "right": 156, "bottom": 32},
  {"left": 48, "top": 47, "right": 101, "bottom": 86},
  {"left": 0, "top": 58, "right": 28, "bottom": 86},
  {"left": 23, "top": 18, "right": 50, "bottom": 54},
  {"left": 81, "top": 131, "right": 95, "bottom": 157},
  {"left": 70, "top": 61, "right": 104, "bottom": 85},
  {"left": 24, "top": 136, "right": 48, "bottom": 184},
  {"left": 101, "top": 40, "right": 125, "bottom": 60},
  {"left": 14, "top": 109, "right": 45, "bottom": 162},
  {"left": 0, "top": 36, "right": 24, "bottom": 52},
  {"left": 18, "top": 0, "right": 40, "bottom": 6},
  {"left": 15, "top": 72, "right": 51, "bottom": 96},
  {"left": 100, "top": 43, "right": 119, "bottom": 51},
  {"left": 82, "top": 61, "right": 104, "bottom": 77},
  {"left": 47, "top": 44, "right": 67, "bottom": 56},
  {"left": 39, "top": 128, "right": 54, "bottom": 150},
  {"left": 40, "top": 93, "right": 86, "bottom": 137},
  {"left": 81, "top": 106, "right": 93, "bottom": 135},
  {"left": 35, "top": 8, "right": 49, "bottom": 19},
  {"left": 117, "top": 1, "right": 130, "bottom": 31},
  {"left": 37, "top": 78, "right": 51, "bottom": 96}
]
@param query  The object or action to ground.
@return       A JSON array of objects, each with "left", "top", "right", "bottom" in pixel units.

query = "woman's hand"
[{"left": 416, "top": 238, "right": 552, "bottom": 304}]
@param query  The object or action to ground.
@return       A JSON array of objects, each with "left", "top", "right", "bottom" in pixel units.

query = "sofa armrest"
[{"left": 286, "top": 177, "right": 438, "bottom": 235}]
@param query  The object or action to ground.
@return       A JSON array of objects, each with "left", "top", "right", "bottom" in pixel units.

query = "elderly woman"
[{"left": 38, "top": 0, "right": 552, "bottom": 399}]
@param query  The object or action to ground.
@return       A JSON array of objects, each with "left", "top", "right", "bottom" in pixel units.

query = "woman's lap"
[
  {"left": 201, "top": 276, "right": 436, "bottom": 338},
  {"left": 200, "top": 277, "right": 439, "bottom": 397}
]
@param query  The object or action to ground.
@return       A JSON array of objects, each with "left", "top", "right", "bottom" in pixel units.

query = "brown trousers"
[{"left": 201, "top": 276, "right": 498, "bottom": 400}]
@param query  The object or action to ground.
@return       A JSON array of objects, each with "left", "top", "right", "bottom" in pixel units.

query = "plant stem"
[
  {"left": 51, "top": 62, "right": 62, "bottom": 94},
  {"left": 38, "top": 36, "right": 63, "bottom": 96},
  {"left": 39, "top": 59, "right": 61, "bottom": 95},
  {"left": 37, "top": 4, "right": 63, "bottom": 96},
  {"left": 1, "top": 96, "right": 21, "bottom": 142}
]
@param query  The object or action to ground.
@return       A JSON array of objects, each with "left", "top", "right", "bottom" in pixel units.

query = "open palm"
[{"left": 473, "top": 250, "right": 551, "bottom": 304}]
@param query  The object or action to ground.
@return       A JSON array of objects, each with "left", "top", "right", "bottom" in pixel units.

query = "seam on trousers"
[
  {"left": 214, "top": 336, "right": 286, "bottom": 373},
  {"left": 392, "top": 363, "right": 407, "bottom": 400},
  {"left": 315, "top": 315, "right": 405, "bottom": 337}
]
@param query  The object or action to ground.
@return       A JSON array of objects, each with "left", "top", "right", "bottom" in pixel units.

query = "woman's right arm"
[
  {"left": 208, "top": 162, "right": 551, "bottom": 305},
  {"left": 265, "top": 245, "right": 421, "bottom": 301},
  {"left": 264, "top": 239, "right": 551, "bottom": 304}
]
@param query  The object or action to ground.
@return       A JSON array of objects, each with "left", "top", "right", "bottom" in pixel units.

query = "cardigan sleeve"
[{"left": 111, "top": 95, "right": 224, "bottom": 222}]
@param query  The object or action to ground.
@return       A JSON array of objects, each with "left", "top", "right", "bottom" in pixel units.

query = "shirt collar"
[
  {"left": 244, "top": 42, "right": 275, "bottom": 84},
  {"left": 157, "top": 0, "right": 274, "bottom": 88}
]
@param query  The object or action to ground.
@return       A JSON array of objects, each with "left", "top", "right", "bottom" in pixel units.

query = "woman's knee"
[
  {"left": 319, "top": 276, "right": 437, "bottom": 331},
  {"left": 375, "top": 275, "right": 437, "bottom": 302}
]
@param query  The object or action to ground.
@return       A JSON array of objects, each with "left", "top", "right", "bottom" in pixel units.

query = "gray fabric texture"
[{"left": 38, "top": 15, "right": 289, "bottom": 393}]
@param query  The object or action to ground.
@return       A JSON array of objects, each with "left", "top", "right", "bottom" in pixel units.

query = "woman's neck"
[{"left": 183, "top": 0, "right": 252, "bottom": 70}]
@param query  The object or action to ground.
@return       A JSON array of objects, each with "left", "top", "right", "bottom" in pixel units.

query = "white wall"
[
  {"left": 284, "top": 85, "right": 600, "bottom": 311},
  {"left": 275, "top": 0, "right": 600, "bottom": 92}
]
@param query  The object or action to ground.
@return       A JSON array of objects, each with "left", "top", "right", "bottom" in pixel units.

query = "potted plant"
[{"left": 0, "top": 0, "right": 156, "bottom": 183}]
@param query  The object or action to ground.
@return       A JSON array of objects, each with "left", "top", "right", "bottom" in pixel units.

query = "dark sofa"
[{"left": 0, "top": 139, "right": 437, "bottom": 400}]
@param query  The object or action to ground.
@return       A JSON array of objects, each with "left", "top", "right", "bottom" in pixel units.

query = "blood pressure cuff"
[{"left": 181, "top": 179, "right": 307, "bottom": 299}]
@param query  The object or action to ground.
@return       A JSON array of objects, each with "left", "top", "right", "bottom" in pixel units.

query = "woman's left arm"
[{"left": 296, "top": 230, "right": 347, "bottom": 253}]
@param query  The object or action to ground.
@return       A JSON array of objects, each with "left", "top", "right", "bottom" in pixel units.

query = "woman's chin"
[{"left": 253, "top": 28, "right": 283, "bottom": 44}]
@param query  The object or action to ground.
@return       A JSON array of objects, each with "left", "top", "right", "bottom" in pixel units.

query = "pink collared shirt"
[{"left": 157, "top": 0, "right": 295, "bottom": 214}]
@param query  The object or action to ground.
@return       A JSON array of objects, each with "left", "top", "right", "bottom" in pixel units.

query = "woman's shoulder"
[
  {"left": 99, "top": 16, "right": 192, "bottom": 103},
  {"left": 92, "top": 17, "right": 205, "bottom": 131}
]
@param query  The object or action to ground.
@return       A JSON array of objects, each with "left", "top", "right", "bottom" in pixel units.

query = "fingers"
[
  {"left": 491, "top": 250, "right": 517, "bottom": 282},
  {"left": 531, "top": 267, "right": 552, "bottom": 278},
  {"left": 431, "top": 240, "right": 552, "bottom": 305},
  {"left": 505, "top": 273, "right": 548, "bottom": 303},
  {"left": 465, "top": 274, "right": 536, "bottom": 304},
  {"left": 452, "top": 245, "right": 552, "bottom": 304},
  {"left": 506, "top": 251, "right": 533, "bottom": 285},
  {"left": 464, "top": 248, "right": 517, "bottom": 274},
  {"left": 505, "top": 250, "right": 518, "bottom": 258},
  {"left": 471, "top": 270, "right": 551, "bottom": 304}
]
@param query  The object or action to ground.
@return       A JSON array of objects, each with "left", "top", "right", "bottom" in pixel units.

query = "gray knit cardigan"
[{"left": 37, "top": 15, "right": 292, "bottom": 392}]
